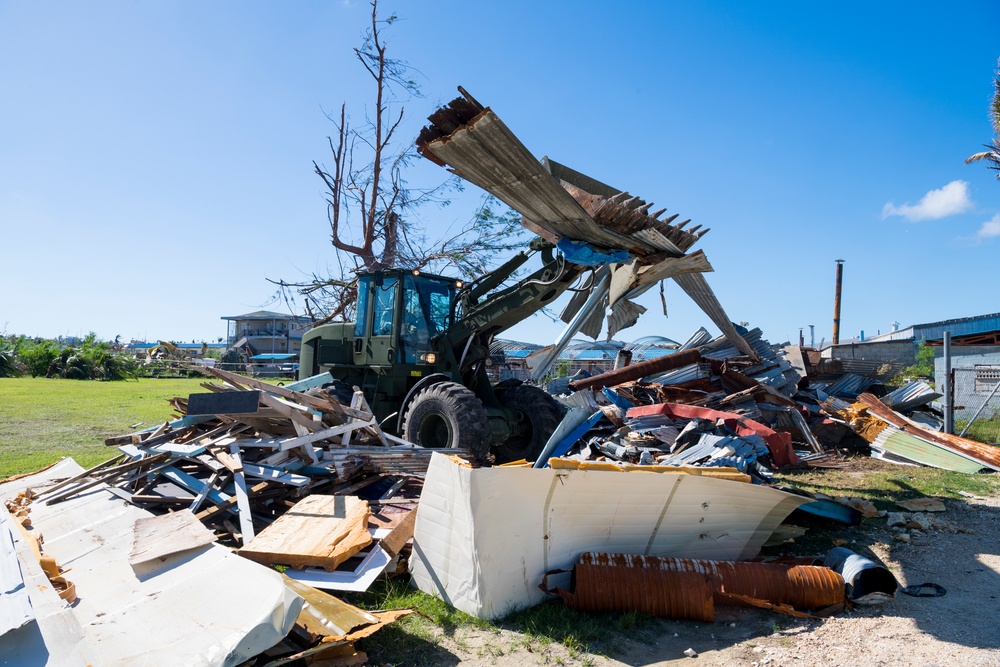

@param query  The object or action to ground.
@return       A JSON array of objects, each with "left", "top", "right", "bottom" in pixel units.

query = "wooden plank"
[
  {"left": 277, "top": 423, "right": 358, "bottom": 450},
  {"left": 258, "top": 392, "right": 322, "bottom": 432},
  {"left": 32, "top": 454, "right": 125, "bottom": 498},
  {"left": 189, "top": 471, "right": 222, "bottom": 513},
  {"left": 209, "top": 446, "right": 243, "bottom": 473},
  {"left": 41, "top": 453, "right": 171, "bottom": 504},
  {"left": 129, "top": 510, "right": 218, "bottom": 565},
  {"left": 201, "top": 366, "right": 373, "bottom": 421},
  {"left": 228, "top": 442, "right": 256, "bottom": 544},
  {"left": 378, "top": 508, "right": 416, "bottom": 557},
  {"left": 239, "top": 495, "right": 372, "bottom": 571},
  {"left": 104, "top": 425, "right": 196, "bottom": 448},
  {"left": 195, "top": 481, "right": 271, "bottom": 521},
  {"left": 241, "top": 463, "right": 311, "bottom": 487},
  {"left": 160, "top": 467, "right": 230, "bottom": 505}
]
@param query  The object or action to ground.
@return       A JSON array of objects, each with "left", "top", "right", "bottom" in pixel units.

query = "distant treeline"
[{"left": 0, "top": 333, "right": 137, "bottom": 381}]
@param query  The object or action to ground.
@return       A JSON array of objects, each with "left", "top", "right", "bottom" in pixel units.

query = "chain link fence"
[{"left": 951, "top": 367, "right": 1000, "bottom": 444}]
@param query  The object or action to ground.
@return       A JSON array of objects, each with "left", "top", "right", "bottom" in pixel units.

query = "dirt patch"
[{"left": 397, "top": 485, "right": 1000, "bottom": 666}]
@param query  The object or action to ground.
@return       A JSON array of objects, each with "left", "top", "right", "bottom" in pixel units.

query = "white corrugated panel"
[
  {"left": 410, "top": 453, "right": 808, "bottom": 619},
  {"left": 0, "top": 459, "right": 302, "bottom": 666}
]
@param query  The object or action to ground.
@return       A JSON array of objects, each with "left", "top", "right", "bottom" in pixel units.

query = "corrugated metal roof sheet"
[
  {"left": 881, "top": 381, "right": 942, "bottom": 412},
  {"left": 914, "top": 313, "right": 1000, "bottom": 341},
  {"left": 859, "top": 393, "right": 1000, "bottom": 471},
  {"left": 418, "top": 91, "right": 756, "bottom": 347},
  {"left": 0, "top": 459, "right": 302, "bottom": 666},
  {"left": 871, "top": 425, "right": 986, "bottom": 473}
]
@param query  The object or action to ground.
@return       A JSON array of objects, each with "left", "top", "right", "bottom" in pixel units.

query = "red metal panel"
[{"left": 626, "top": 403, "right": 799, "bottom": 467}]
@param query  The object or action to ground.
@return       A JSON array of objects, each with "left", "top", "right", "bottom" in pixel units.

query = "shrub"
[
  {"left": 0, "top": 350, "right": 20, "bottom": 378},
  {"left": 892, "top": 342, "right": 936, "bottom": 386},
  {"left": 16, "top": 339, "right": 60, "bottom": 377}
]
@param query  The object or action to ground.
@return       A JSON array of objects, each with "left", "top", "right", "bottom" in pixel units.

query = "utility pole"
[{"left": 832, "top": 259, "right": 845, "bottom": 345}]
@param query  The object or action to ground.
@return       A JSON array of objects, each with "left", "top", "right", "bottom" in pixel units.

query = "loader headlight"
[{"left": 419, "top": 352, "right": 437, "bottom": 364}]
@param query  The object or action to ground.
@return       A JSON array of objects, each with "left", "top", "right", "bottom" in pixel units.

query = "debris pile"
[
  {"left": 2, "top": 443, "right": 417, "bottom": 665},
  {"left": 534, "top": 328, "right": 1000, "bottom": 478},
  {"left": 40, "top": 365, "right": 459, "bottom": 552}
]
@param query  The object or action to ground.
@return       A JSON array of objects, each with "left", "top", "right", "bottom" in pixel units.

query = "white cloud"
[
  {"left": 976, "top": 213, "right": 1000, "bottom": 239},
  {"left": 882, "top": 180, "right": 973, "bottom": 222}
]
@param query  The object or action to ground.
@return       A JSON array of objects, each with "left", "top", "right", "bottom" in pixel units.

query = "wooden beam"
[
  {"left": 195, "top": 481, "right": 272, "bottom": 521},
  {"left": 228, "top": 442, "right": 256, "bottom": 544}
]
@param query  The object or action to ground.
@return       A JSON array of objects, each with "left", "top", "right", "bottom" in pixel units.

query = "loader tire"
[
  {"left": 401, "top": 381, "right": 492, "bottom": 463},
  {"left": 493, "top": 385, "right": 564, "bottom": 464}
]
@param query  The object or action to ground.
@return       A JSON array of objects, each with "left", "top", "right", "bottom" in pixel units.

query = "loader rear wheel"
[
  {"left": 493, "top": 385, "right": 564, "bottom": 464},
  {"left": 401, "top": 381, "right": 491, "bottom": 463}
]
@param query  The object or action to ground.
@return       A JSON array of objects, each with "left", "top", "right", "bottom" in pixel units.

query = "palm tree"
[{"left": 966, "top": 59, "right": 1000, "bottom": 178}]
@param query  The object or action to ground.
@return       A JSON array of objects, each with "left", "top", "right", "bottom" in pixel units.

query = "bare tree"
[
  {"left": 966, "top": 58, "right": 1000, "bottom": 179},
  {"left": 272, "top": 1, "right": 523, "bottom": 324}
]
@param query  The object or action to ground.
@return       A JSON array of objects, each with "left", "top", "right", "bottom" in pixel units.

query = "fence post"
[{"left": 943, "top": 331, "right": 953, "bottom": 434}]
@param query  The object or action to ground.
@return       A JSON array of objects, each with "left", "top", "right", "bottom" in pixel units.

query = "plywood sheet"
[
  {"left": 240, "top": 495, "right": 372, "bottom": 571},
  {"left": 129, "top": 510, "right": 217, "bottom": 566}
]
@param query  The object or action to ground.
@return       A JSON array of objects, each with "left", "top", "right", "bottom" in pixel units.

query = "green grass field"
[{"left": 0, "top": 376, "right": 208, "bottom": 478}]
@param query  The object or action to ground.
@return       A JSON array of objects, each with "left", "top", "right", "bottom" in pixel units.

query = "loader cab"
[{"left": 352, "top": 269, "right": 461, "bottom": 368}]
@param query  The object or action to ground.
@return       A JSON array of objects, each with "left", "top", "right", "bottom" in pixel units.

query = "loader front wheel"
[
  {"left": 493, "top": 385, "right": 564, "bottom": 464},
  {"left": 401, "top": 381, "right": 492, "bottom": 463}
]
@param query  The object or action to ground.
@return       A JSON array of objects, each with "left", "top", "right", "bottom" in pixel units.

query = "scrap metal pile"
[
  {"left": 533, "top": 331, "right": 1000, "bottom": 478},
  {"left": 534, "top": 327, "right": 816, "bottom": 477}
]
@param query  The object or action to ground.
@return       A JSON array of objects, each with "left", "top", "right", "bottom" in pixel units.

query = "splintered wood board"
[
  {"left": 129, "top": 510, "right": 217, "bottom": 566},
  {"left": 239, "top": 495, "right": 372, "bottom": 571}
]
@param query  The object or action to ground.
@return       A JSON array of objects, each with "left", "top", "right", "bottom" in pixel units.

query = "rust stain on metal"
[
  {"left": 548, "top": 553, "right": 844, "bottom": 621},
  {"left": 858, "top": 393, "right": 1000, "bottom": 471},
  {"left": 568, "top": 349, "right": 703, "bottom": 391}
]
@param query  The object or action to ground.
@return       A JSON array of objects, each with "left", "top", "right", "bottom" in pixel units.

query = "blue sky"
[{"left": 2, "top": 1, "right": 999, "bottom": 347}]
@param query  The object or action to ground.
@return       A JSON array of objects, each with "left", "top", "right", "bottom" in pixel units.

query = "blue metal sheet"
[{"left": 915, "top": 313, "right": 1000, "bottom": 341}]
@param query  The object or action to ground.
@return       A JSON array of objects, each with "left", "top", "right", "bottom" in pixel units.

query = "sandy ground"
[{"left": 414, "top": 492, "right": 1000, "bottom": 667}]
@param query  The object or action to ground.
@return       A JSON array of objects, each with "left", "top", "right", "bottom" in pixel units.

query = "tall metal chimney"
[{"left": 832, "top": 259, "right": 845, "bottom": 345}]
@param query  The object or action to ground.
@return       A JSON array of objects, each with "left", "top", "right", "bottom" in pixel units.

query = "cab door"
[{"left": 361, "top": 274, "right": 398, "bottom": 367}]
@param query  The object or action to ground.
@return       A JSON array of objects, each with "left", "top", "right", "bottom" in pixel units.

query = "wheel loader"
[
  {"left": 299, "top": 88, "right": 746, "bottom": 463},
  {"left": 298, "top": 236, "right": 585, "bottom": 463}
]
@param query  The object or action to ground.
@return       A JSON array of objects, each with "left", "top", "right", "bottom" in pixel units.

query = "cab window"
[
  {"left": 353, "top": 277, "right": 371, "bottom": 338},
  {"left": 372, "top": 277, "right": 398, "bottom": 336}
]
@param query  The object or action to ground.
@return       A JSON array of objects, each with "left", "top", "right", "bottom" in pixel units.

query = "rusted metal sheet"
[
  {"left": 418, "top": 95, "right": 704, "bottom": 260},
  {"left": 546, "top": 553, "right": 845, "bottom": 621},
  {"left": 418, "top": 90, "right": 758, "bottom": 354},
  {"left": 628, "top": 402, "right": 799, "bottom": 467},
  {"left": 568, "top": 349, "right": 703, "bottom": 391},
  {"left": 858, "top": 393, "right": 1000, "bottom": 471},
  {"left": 871, "top": 425, "right": 986, "bottom": 473}
]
